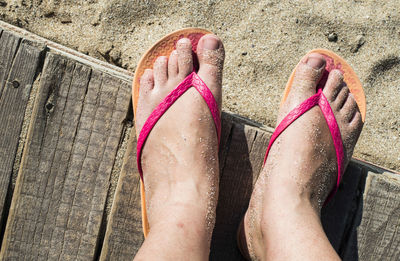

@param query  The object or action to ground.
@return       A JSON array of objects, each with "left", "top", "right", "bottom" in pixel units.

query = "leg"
[
  {"left": 134, "top": 35, "right": 225, "bottom": 260},
  {"left": 239, "top": 54, "right": 363, "bottom": 260}
]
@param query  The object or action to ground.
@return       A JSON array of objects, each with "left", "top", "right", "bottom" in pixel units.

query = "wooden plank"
[
  {"left": 210, "top": 122, "right": 271, "bottom": 261},
  {"left": 357, "top": 172, "right": 400, "bottom": 261},
  {"left": 99, "top": 127, "right": 143, "bottom": 260},
  {"left": 321, "top": 162, "right": 367, "bottom": 257},
  {"left": 0, "top": 20, "right": 132, "bottom": 83},
  {"left": 0, "top": 51, "right": 131, "bottom": 260},
  {"left": 0, "top": 38, "right": 44, "bottom": 227},
  {"left": 0, "top": 30, "right": 21, "bottom": 97}
]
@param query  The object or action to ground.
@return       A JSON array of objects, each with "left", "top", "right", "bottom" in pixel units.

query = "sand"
[{"left": 1, "top": 0, "right": 399, "bottom": 172}]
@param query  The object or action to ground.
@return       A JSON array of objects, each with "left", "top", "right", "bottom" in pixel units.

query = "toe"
[
  {"left": 154, "top": 56, "right": 168, "bottom": 87},
  {"left": 350, "top": 111, "right": 363, "bottom": 129},
  {"left": 293, "top": 53, "right": 326, "bottom": 90},
  {"left": 287, "top": 53, "right": 326, "bottom": 104},
  {"left": 197, "top": 34, "right": 225, "bottom": 100},
  {"left": 279, "top": 53, "right": 326, "bottom": 119},
  {"left": 341, "top": 93, "right": 358, "bottom": 122},
  {"left": 344, "top": 109, "right": 363, "bottom": 158},
  {"left": 323, "top": 69, "right": 344, "bottom": 102},
  {"left": 136, "top": 69, "right": 155, "bottom": 133},
  {"left": 140, "top": 69, "right": 155, "bottom": 93},
  {"left": 334, "top": 85, "right": 350, "bottom": 110},
  {"left": 176, "top": 38, "right": 193, "bottom": 77},
  {"left": 168, "top": 50, "right": 178, "bottom": 78}
]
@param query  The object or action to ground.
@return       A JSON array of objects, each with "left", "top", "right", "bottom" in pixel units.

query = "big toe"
[
  {"left": 294, "top": 53, "right": 326, "bottom": 88},
  {"left": 279, "top": 53, "right": 326, "bottom": 120},
  {"left": 197, "top": 34, "right": 225, "bottom": 104}
]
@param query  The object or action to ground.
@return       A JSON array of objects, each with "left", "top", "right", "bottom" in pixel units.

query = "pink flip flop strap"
[
  {"left": 264, "top": 88, "right": 344, "bottom": 204},
  {"left": 136, "top": 72, "right": 221, "bottom": 181}
]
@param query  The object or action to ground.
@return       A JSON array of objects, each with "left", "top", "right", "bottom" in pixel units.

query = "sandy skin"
[
  {"left": 133, "top": 34, "right": 225, "bottom": 261},
  {"left": 238, "top": 53, "right": 364, "bottom": 260}
]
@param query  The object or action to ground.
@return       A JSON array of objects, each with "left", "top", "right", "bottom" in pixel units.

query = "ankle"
[
  {"left": 264, "top": 169, "right": 333, "bottom": 212},
  {"left": 264, "top": 188, "right": 313, "bottom": 212}
]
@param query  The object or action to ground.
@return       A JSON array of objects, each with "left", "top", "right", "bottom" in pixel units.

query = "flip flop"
[
  {"left": 237, "top": 49, "right": 366, "bottom": 260},
  {"left": 268, "top": 49, "right": 366, "bottom": 203},
  {"left": 133, "top": 28, "right": 222, "bottom": 237}
]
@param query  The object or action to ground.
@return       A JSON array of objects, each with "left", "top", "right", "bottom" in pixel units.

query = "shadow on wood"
[
  {"left": 210, "top": 114, "right": 270, "bottom": 260},
  {"left": 321, "top": 162, "right": 367, "bottom": 261}
]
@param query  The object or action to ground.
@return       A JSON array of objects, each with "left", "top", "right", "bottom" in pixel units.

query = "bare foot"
[
  {"left": 134, "top": 35, "right": 224, "bottom": 260},
  {"left": 239, "top": 53, "right": 363, "bottom": 260}
]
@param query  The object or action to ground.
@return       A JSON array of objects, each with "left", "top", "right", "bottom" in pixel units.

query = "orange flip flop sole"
[
  {"left": 132, "top": 28, "right": 212, "bottom": 237},
  {"left": 282, "top": 49, "right": 366, "bottom": 122}
]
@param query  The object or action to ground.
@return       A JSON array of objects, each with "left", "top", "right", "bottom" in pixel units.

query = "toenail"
[
  {"left": 177, "top": 38, "right": 191, "bottom": 46},
  {"left": 203, "top": 36, "right": 220, "bottom": 50},
  {"left": 333, "top": 69, "right": 344, "bottom": 79},
  {"left": 306, "top": 56, "right": 325, "bottom": 69},
  {"left": 156, "top": 56, "right": 167, "bottom": 63}
]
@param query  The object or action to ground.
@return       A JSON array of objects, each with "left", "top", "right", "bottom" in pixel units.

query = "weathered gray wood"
[
  {"left": 0, "top": 38, "right": 44, "bottom": 227},
  {"left": 99, "top": 127, "right": 143, "bottom": 260},
  {"left": 0, "top": 51, "right": 131, "bottom": 260},
  {"left": 0, "top": 30, "right": 21, "bottom": 97},
  {"left": 357, "top": 172, "right": 400, "bottom": 261}
]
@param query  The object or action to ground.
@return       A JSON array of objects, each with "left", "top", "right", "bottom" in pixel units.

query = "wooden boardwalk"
[{"left": 0, "top": 22, "right": 399, "bottom": 260}]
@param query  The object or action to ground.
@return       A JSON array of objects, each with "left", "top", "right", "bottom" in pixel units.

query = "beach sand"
[{"left": 1, "top": 0, "right": 399, "bottom": 172}]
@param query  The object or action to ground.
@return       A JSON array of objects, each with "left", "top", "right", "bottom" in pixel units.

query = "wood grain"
[
  {"left": 99, "top": 127, "right": 143, "bottom": 261},
  {"left": 0, "top": 52, "right": 131, "bottom": 260},
  {"left": 210, "top": 122, "right": 270, "bottom": 261},
  {"left": 0, "top": 30, "right": 21, "bottom": 97},
  {"left": 357, "top": 172, "right": 400, "bottom": 261},
  {"left": 0, "top": 37, "right": 44, "bottom": 227}
]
